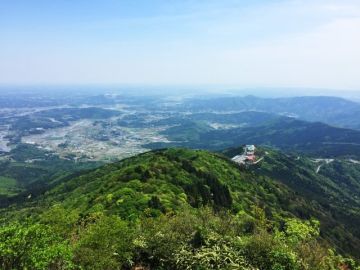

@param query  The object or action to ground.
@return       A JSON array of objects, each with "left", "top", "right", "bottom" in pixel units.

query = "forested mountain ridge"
[
  {"left": 147, "top": 115, "right": 360, "bottom": 158},
  {"left": 1, "top": 147, "right": 360, "bottom": 269},
  {"left": 182, "top": 95, "right": 360, "bottom": 129},
  {"left": 224, "top": 147, "right": 360, "bottom": 255}
]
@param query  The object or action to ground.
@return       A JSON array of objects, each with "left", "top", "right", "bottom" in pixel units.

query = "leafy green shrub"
[
  {"left": 175, "top": 233, "right": 252, "bottom": 270},
  {"left": 0, "top": 222, "right": 73, "bottom": 270},
  {"left": 74, "top": 214, "right": 133, "bottom": 270}
]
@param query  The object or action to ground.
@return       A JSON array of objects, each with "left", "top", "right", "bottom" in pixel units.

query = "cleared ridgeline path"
[
  {"left": 311, "top": 159, "right": 334, "bottom": 174},
  {"left": 253, "top": 156, "right": 264, "bottom": 164},
  {"left": 349, "top": 159, "right": 360, "bottom": 164}
]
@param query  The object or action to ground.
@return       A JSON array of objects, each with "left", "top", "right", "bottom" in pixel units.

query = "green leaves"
[
  {"left": 0, "top": 208, "right": 358, "bottom": 269},
  {"left": 1, "top": 148, "right": 360, "bottom": 269},
  {"left": 74, "top": 214, "right": 133, "bottom": 270},
  {"left": 0, "top": 221, "right": 73, "bottom": 270},
  {"left": 275, "top": 218, "right": 320, "bottom": 247}
]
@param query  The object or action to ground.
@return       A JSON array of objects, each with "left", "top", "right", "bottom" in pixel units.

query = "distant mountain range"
[
  {"left": 181, "top": 95, "right": 360, "bottom": 130},
  {"left": 146, "top": 111, "right": 360, "bottom": 158}
]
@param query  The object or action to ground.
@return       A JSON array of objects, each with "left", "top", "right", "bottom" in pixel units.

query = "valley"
[
  {"left": 1, "top": 91, "right": 360, "bottom": 199},
  {"left": 21, "top": 119, "right": 169, "bottom": 161},
  {"left": 1, "top": 90, "right": 360, "bottom": 269}
]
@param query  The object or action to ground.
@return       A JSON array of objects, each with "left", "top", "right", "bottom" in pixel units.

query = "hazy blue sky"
[{"left": 1, "top": 0, "right": 360, "bottom": 89}]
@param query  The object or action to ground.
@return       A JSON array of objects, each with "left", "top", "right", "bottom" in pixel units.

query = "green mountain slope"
[
  {"left": 0, "top": 144, "right": 101, "bottom": 202},
  {"left": 23, "top": 148, "right": 300, "bottom": 219},
  {"left": 225, "top": 147, "right": 360, "bottom": 255},
  {"left": 3, "top": 147, "right": 358, "bottom": 261},
  {"left": 2, "top": 148, "right": 360, "bottom": 269}
]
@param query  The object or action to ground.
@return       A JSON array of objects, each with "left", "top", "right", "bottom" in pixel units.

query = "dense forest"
[
  {"left": 146, "top": 116, "right": 360, "bottom": 158},
  {"left": 1, "top": 148, "right": 360, "bottom": 269}
]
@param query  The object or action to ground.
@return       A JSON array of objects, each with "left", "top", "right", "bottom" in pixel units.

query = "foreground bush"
[{"left": 0, "top": 206, "right": 359, "bottom": 270}]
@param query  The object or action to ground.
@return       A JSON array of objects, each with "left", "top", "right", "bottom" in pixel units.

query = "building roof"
[{"left": 245, "top": 145, "right": 255, "bottom": 151}]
